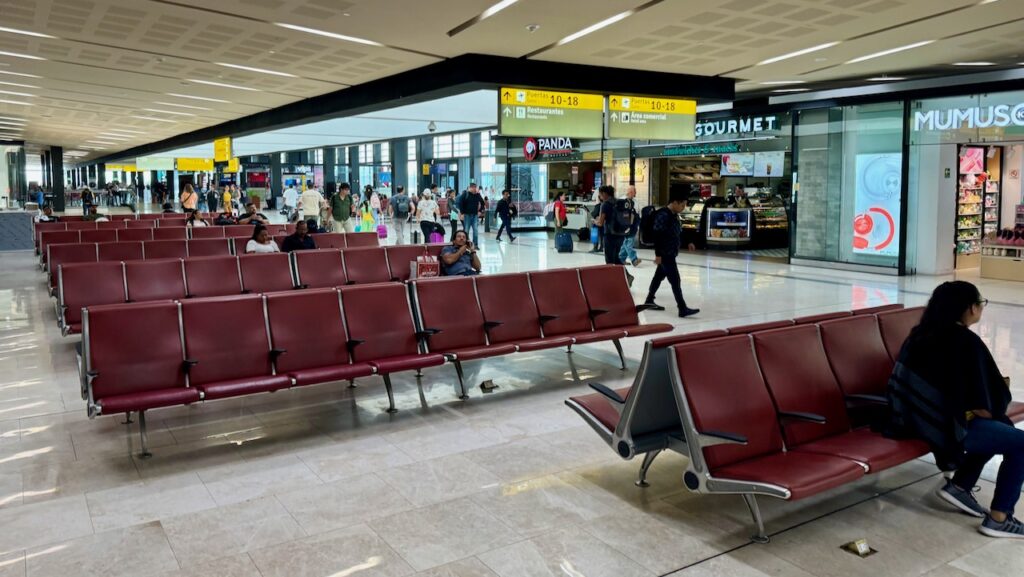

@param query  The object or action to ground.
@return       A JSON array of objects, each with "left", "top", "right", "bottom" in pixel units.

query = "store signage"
[
  {"left": 499, "top": 87, "right": 604, "bottom": 139},
  {"left": 213, "top": 137, "right": 232, "bottom": 162},
  {"left": 659, "top": 143, "right": 741, "bottom": 157},
  {"left": 176, "top": 158, "right": 214, "bottom": 171},
  {"left": 695, "top": 115, "right": 779, "bottom": 137},
  {"left": 913, "top": 104, "right": 1024, "bottom": 131},
  {"left": 523, "top": 137, "right": 575, "bottom": 161},
  {"left": 607, "top": 94, "right": 697, "bottom": 140}
]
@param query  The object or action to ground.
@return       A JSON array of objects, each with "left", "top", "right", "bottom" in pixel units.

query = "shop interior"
[{"left": 961, "top": 143, "right": 1024, "bottom": 281}]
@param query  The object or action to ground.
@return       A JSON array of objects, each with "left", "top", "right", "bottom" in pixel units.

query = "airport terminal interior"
[{"left": 3, "top": 1, "right": 1024, "bottom": 576}]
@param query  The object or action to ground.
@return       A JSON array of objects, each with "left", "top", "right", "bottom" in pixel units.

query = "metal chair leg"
[
  {"left": 566, "top": 343, "right": 573, "bottom": 354},
  {"left": 381, "top": 374, "right": 398, "bottom": 413},
  {"left": 137, "top": 410, "right": 152, "bottom": 459},
  {"left": 635, "top": 449, "right": 662, "bottom": 487},
  {"left": 453, "top": 360, "right": 469, "bottom": 400},
  {"left": 742, "top": 494, "right": 770, "bottom": 544},
  {"left": 348, "top": 379, "right": 357, "bottom": 388},
  {"left": 612, "top": 338, "right": 627, "bottom": 371},
  {"left": 415, "top": 369, "right": 423, "bottom": 378},
  {"left": 121, "top": 411, "right": 134, "bottom": 425}
]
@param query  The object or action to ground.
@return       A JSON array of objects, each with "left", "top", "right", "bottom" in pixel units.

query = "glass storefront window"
[{"left": 793, "top": 102, "right": 904, "bottom": 269}]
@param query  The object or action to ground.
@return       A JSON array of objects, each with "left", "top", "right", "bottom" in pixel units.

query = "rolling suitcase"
[{"left": 555, "top": 231, "right": 574, "bottom": 253}]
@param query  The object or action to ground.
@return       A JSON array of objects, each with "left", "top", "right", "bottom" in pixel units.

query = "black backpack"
[{"left": 609, "top": 198, "right": 635, "bottom": 236}]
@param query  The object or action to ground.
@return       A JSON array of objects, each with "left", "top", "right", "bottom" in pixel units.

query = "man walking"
[
  {"left": 458, "top": 183, "right": 484, "bottom": 246},
  {"left": 619, "top": 185, "right": 641, "bottom": 267},
  {"left": 645, "top": 190, "right": 700, "bottom": 318},
  {"left": 389, "top": 185, "right": 411, "bottom": 244},
  {"left": 328, "top": 182, "right": 355, "bottom": 233},
  {"left": 495, "top": 188, "right": 517, "bottom": 242},
  {"left": 593, "top": 185, "right": 633, "bottom": 286}
]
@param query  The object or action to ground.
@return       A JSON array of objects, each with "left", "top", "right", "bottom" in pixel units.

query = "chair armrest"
[
  {"left": 845, "top": 394, "right": 888, "bottom": 406},
  {"left": 697, "top": 430, "right": 748, "bottom": 446},
  {"left": 588, "top": 308, "right": 609, "bottom": 319},
  {"left": 778, "top": 411, "right": 827, "bottom": 424},
  {"left": 539, "top": 314, "right": 558, "bottom": 325},
  {"left": 588, "top": 382, "right": 626, "bottom": 404},
  {"left": 182, "top": 359, "right": 199, "bottom": 374},
  {"left": 483, "top": 321, "right": 504, "bottom": 330},
  {"left": 270, "top": 348, "right": 287, "bottom": 361},
  {"left": 415, "top": 328, "right": 441, "bottom": 342},
  {"left": 346, "top": 339, "right": 364, "bottom": 355}
]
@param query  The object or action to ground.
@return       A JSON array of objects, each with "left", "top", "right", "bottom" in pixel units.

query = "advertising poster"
[
  {"left": 720, "top": 152, "right": 755, "bottom": 176},
  {"left": 754, "top": 151, "right": 785, "bottom": 177},
  {"left": 959, "top": 146, "right": 985, "bottom": 174},
  {"left": 852, "top": 153, "right": 902, "bottom": 257}
]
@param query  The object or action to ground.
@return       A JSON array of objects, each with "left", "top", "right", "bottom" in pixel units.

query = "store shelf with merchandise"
[{"left": 981, "top": 244, "right": 1024, "bottom": 281}]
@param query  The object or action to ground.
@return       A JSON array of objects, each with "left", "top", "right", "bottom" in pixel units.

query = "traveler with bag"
[
  {"left": 643, "top": 190, "right": 699, "bottom": 318},
  {"left": 389, "top": 186, "right": 411, "bottom": 244},
  {"left": 553, "top": 192, "right": 568, "bottom": 231},
  {"left": 446, "top": 189, "right": 460, "bottom": 242},
  {"left": 618, "top": 185, "right": 642, "bottom": 267},
  {"left": 180, "top": 183, "right": 198, "bottom": 212},
  {"left": 495, "top": 189, "right": 517, "bottom": 243},
  {"left": 457, "top": 183, "right": 484, "bottom": 246},
  {"left": 417, "top": 189, "right": 442, "bottom": 243},
  {"left": 327, "top": 182, "right": 355, "bottom": 233},
  {"left": 588, "top": 199, "right": 603, "bottom": 253},
  {"left": 594, "top": 185, "right": 634, "bottom": 285}
]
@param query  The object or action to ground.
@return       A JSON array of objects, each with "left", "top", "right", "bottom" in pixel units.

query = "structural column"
[
  {"left": 49, "top": 146, "right": 64, "bottom": 211},
  {"left": 323, "top": 147, "right": 336, "bottom": 186},
  {"left": 270, "top": 154, "right": 282, "bottom": 206},
  {"left": 348, "top": 147, "right": 360, "bottom": 192},
  {"left": 391, "top": 138, "right": 407, "bottom": 192},
  {"left": 96, "top": 163, "right": 105, "bottom": 189}
]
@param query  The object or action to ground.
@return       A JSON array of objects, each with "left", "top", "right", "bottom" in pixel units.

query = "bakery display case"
[{"left": 706, "top": 207, "right": 752, "bottom": 246}]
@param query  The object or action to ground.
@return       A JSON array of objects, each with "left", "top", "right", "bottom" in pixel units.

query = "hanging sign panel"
[
  {"left": 498, "top": 87, "right": 604, "bottom": 139},
  {"left": 224, "top": 158, "right": 241, "bottom": 173},
  {"left": 176, "top": 158, "right": 214, "bottom": 171},
  {"left": 607, "top": 94, "right": 697, "bottom": 140},
  {"left": 213, "top": 137, "right": 233, "bottom": 162},
  {"left": 136, "top": 157, "right": 176, "bottom": 171}
]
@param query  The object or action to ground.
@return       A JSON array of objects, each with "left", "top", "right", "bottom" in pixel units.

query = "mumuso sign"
[
  {"left": 914, "top": 104, "right": 1024, "bottom": 131},
  {"left": 523, "top": 137, "right": 574, "bottom": 161},
  {"left": 695, "top": 115, "right": 779, "bottom": 137}
]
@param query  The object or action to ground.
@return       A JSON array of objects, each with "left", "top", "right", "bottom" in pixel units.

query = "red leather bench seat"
[
  {"left": 413, "top": 277, "right": 517, "bottom": 361},
  {"left": 473, "top": 273, "right": 572, "bottom": 352},
  {"left": 578, "top": 265, "right": 673, "bottom": 338},
  {"left": 341, "top": 283, "right": 445, "bottom": 374},
  {"left": 293, "top": 249, "right": 347, "bottom": 289}
]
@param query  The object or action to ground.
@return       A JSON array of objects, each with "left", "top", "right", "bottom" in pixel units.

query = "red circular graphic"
[
  {"left": 523, "top": 138, "right": 538, "bottom": 162},
  {"left": 868, "top": 207, "right": 896, "bottom": 250},
  {"left": 854, "top": 213, "right": 874, "bottom": 235}
]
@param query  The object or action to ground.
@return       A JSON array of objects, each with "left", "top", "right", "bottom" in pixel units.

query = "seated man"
[
  {"left": 305, "top": 218, "right": 325, "bottom": 234},
  {"left": 440, "top": 230, "right": 481, "bottom": 276},
  {"left": 281, "top": 220, "right": 317, "bottom": 252},
  {"left": 35, "top": 205, "right": 59, "bottom": 222},
  {"left": 237, "top": 202, "right": 269, "bottom": 225},
  {"left": 82, "top": 205, "right": 105, "bottom": 222},
  {"left": 213, "top": 211, "right": 238, "bottom": 225},
  {"left": 161, "top": 202, "right": 176, "bottom": 214}
]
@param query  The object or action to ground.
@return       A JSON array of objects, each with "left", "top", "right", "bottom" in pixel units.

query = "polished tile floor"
[{"left": 1, "top": 217, "right": 1023, "bottom": 576}]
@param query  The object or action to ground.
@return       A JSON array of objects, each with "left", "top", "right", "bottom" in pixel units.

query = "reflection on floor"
[{"left": 0, "top": 212, "right": 1022, "bottom": 576}]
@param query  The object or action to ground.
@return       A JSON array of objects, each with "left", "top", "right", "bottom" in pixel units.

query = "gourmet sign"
[{"left": 694, "top": 115, "right": 779, "bottom": 137}]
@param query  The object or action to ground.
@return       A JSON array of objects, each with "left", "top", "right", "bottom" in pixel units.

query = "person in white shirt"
[
  {"left": 283, "top": 185, "right": 299, "bottom": 212},
  {"left": 300, "top": 185, "right": 324, "bottom": 225},
  {"left": 35, "top": 205, "right": 59, "bottom": 223},
  {"left": 416, "top": 189, "right": 441, "bottom": 243},
  {"left": 245, "top": 226, "right": 280, "bottom": 254}
]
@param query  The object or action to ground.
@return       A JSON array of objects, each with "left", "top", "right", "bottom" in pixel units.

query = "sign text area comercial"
[
  {"left": 608, "top": 95, "right": 696, "bottom": 140},
  {"left": 498, "top": 87, "right": 604, "bottom": 139}
]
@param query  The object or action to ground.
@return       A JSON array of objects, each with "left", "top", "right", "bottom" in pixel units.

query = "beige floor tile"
[
  {"left": 0, "top": 472, "right": 22, "bottom": 509},
  {"left": 197, "top": 454, "right": 322, "bottom": 506},
  {"left": 0, "top": 495, "right": 93, "bottom": 555},
  {"left": 276, "top": 473, "right": 414, "bottom": 535},
  {"left": 296, "top": 436, "right": 414, "bottom": 483},
  {"left": 950, "top": 539, "right": 1024, "bottom": 577},
  {"left": 371, "top": 499, "right": 520, "bottom": 571},
  {"left": 463, "top": 437, "right": 574, "bottom": 483},
  {"left": 19, "top": 456, "right": 139, "bottom": 504},
  {"left": 248, "top": 523, "right": 415, "bottom": 577},
  {"left": 477, "top": 525, "right": 651, "bottom": 577},
  {"left": 413, "top": 558, "right": 499, "bottom": 577},
  {"left": 664, "top": 545, "right": 818, "bottom": 577},
  {"left": 385, "top": 421, "right": 510, "bottom": 463},
  {"left": 161, "top": 496, "right": 306, "bottom": 567},
  {"left": 85, "top": 473, "right": 217, "bottom": 532},
  {"left": 154, "top": 555, "right": 263, "bottom": 577},
  {"left": 24, "top": 522, "right": 179, "bottom": 577},
  {"left": 0, "top": 552, "right": 24, "bottom": 577},
  {"left": 377, "top": 454, "right": 501, "bottom": 507}
]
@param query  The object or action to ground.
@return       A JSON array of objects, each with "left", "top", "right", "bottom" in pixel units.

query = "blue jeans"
[
  {"left": 619, "top": 235, "right": 637, "bottom": 263},
  {"left": 953, "top": 417, "right": 1024, "bottom": 514},
  {"left": 463, "top": 214, "right": 479, "bottom": 246}
]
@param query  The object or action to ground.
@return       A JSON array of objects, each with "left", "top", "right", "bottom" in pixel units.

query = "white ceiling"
[{"left": 2, "top": 0, "right": 1023, "bottom": 164}]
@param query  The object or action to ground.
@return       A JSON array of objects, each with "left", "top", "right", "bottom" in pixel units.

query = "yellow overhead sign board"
[
  {"left": 608, "top": 94, "right": 697, "bottom": 140},
  {"left": 224, "top": 158, "right": 241, "bottom": 173},
  {"left": 498, "top": 86, "right": 605, "bottom": 139},
  {"left": 213, "top": 137, "right": 232, "bottom": 162},
  {"left": 176, "top": 157, "right": 214, "bottom": 171},
  {"left": 609, "top": 95, "right": 696, "bottom": 115}
]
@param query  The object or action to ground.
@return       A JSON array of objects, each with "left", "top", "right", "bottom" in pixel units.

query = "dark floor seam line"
[{"left": 655, "top": 469, "right": 943, "bottom": 577}]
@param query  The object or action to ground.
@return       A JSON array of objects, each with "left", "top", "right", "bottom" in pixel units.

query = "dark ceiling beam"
[{"left": 89, "top": 53, "right": 735, "bottom": 164}]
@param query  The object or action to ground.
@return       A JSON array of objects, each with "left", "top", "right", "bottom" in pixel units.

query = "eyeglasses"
[{"left": 977, "top": 298, "right": 989, "bottom": 307}]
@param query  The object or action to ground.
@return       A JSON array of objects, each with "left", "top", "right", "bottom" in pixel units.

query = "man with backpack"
[
  {"left": 618, "top": 185, "right": 642, "bottom": 267},
  {"left": 593, "top": 185, "right": 634, "bottom": 286},
  {"left": 644, "top": 190, "right": 700, "bottom": 318},
  {"left": 389, "top": 185, "right": 411, "bottom": 244}
]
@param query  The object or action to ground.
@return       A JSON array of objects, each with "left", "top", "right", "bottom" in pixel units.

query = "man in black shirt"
[
  {"left": 282, "top": 220, "right": 317, "bottom": 252},
  {"left": 237, "top": 202, "right": 269, "bottom": 225},
  {"left": 494, "top": 189, "right": 516, "bottom": 242},
  {"left": 457, "top": 183, "right": 484, "bottom": 246},
  {"left": 644, "top": 190, "right": 700, "bottom": 318}
]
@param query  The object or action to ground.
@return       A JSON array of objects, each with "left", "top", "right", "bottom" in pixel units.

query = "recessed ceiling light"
[
  {"left": 0, "top": 121, "right": 26, "bottom": 127},
  {"left": 274, "top": 23, "right": 383, "bottom": 46},
  {"left": 757, "top": 42, "right": 841, "bottom": 66},
  {"left": 846, "top": 40, "right": 934, "bottom": 64},
  {"left": 80, "top": 146, "right": 107, "bottom": 150},
  {"left": 556, "top": 10, "right": 634, "bottom": 46},
  {"left": 0, "top": 50, "right": 46, "bottom": 61},
  {"left": 0, "top": 115, "right": 25, "bottom": 121},
  {"left": 0, "top": 88, "right": 33, "bottom": 97},
  {"left": 0, "top": 70, "right": 41, "bottom": 79},
  {"left": 760, "top": 80, "right": 806, "bottom": 85},
  {"left": 979, "top": 0, "right": 999, "bottom": 4},
  {"left": 953, "top": 61, "right": 995, "bottom": 66},
  {"left": 165, "top": 92, "right": 232, "bottom": 104},
  {"left": 0, "top": 27, "right": 57, "bottom": 39},
  {"left": 152, "top": 101, "right": 211, "bottom": 111},
  {"left": 772, "top": 88, "right": 810, "bottom": 93},
  {"left": 103, "top": 128, "right": 145, "bottom": 135},
  {"left": 0, "top": 80, "right": 39, "bottom": 89},
  {"left": 185, "top": 79, "right": 261, "bottom": 92},
  {"left": 214, "top": 62, "right": 296, "bottom": 77},
  {"left": 867, "top": 76, "right": 907, "bottom": 81},
  {"left": 95, "top": 134, "right": 133, "bottom": 140},
  {"left": 131, "top": 115, "right": 177, "bottom": 123},
  {"left": 0, "top": 99, "right": 32, "bottom": 105},
  {"left": 142, "top": 108, "right": 196, "bottom": 116}
]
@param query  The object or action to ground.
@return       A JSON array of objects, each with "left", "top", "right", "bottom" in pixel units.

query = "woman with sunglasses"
[{"left": 888, "top": 281, "right": 1021, "bottom": 538}]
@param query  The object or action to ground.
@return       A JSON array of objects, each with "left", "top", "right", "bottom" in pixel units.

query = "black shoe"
[
  {"left": 644, "top": 301, "right": 666, "bottom": 311},
  {"left": 510, "top": 237, "right": 516, "bottom": 242},
  {"left": 679, "top": 307, "right": 701, "bottom": 318},
  {"left": 496, "top": 236, "right": 502, "bottom": 242},
  {"left": 625, "top": 271, "right": 634, "bottom": 287}
]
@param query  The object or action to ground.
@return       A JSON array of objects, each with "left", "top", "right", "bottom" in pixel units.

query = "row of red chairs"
[
  {"left": 80, "top": 265, "right": 670, "bottom": 457},
  {"left": 568, "top": 305, "right": 1024, "bottom": 543},
  {"left": 35, "top": 214, "right": 226, "bottom": 248},
  {"left": 56, "top": 245, "right": 446, "bottom": 335}
]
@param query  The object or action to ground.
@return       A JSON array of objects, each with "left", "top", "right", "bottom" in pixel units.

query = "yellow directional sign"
[
  {"left": 498, "top": 87, "right": 605, "bottom": 139},
  {"left": 213, "top": 137, "right": 232, "bottom": 162},
  {"left": 608, "top": 94, "right": 697, "bottom": 140},
  {"left": 224, "top": 158, "right": 241, "bottom": 173},
  {"left": 177, "top": 158, "right": 214, "bottom": 171}
]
